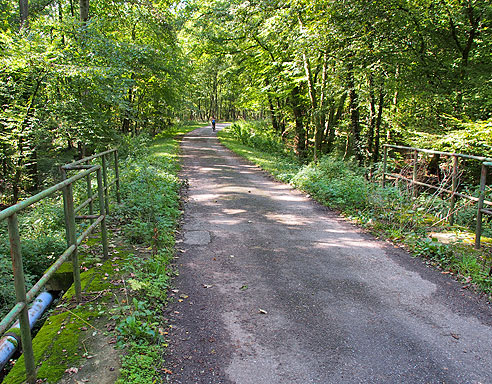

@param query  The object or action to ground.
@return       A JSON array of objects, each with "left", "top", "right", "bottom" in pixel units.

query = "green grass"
[
  {"left": 218, "top": 122, "right": 492, "bottom": 297},
  {"left": 112, "top": 122, "right": 204, "bottom": 384}
]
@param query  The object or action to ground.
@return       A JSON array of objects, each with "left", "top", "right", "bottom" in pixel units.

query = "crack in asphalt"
[{"left": 164, "top": 124, "right": 492, "bottom": 384}]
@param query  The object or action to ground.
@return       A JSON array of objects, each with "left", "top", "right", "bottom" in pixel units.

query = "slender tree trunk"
[
  {"left": 325, "top": 92, "right": 346, "bottom": 153},
  {"left": 12, "top": 75, "right": 43, "bottom": 204},
  {"left": 27, "top": 148, "right": 38, "bottom": 192},
  {"left": 122, "top": 85, "right": 133, "bottom": 133},
  {"left": 447, "top": 2, "right": 480, "bottom": 112},
  {"left": 367, "top": 73, "right": 376, "bottom": 157},
  {"left": 291, "top": 85, "right": 306, "bottom": 160},
  {"left": 19, "top": 0, "right": 29, "bottom": 29},
  {"left": 79, "top": 0, "right": 89, "bottom": 22},
  {"left": 302, "top": 52, "right": 325, "bottom": 160},
  {"left": 372, "top": 88, "right": 384, "bottom": 163},
  {"left": 58, "top": 0, "right": 65, "bottom": 45},
  {"left": 276, "top": 99, "right": 285, "bottom": 134},
  {"left": 347, "top": 62, "right": 362, "bottom": 164},
  {"left": 265, "top": 80, "right": 279, "bottom": 131}
]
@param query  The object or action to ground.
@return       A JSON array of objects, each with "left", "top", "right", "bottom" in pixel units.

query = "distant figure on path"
[{"left": 211, "top": 117, "right": 216, "bottom": 131}]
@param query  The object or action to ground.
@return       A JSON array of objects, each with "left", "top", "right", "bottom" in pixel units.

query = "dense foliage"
[
  {"left": 0, "top": 0, "right": 187, "bottom": 206},
  {"left": 183, "top": 0, "right": 492, "bottom": 163},
  {"left": 2, "top": 0, "right": 490, "bottom": 204}
]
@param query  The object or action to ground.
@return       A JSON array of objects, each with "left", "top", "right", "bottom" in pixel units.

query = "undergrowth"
[
  {"left": 219, "top": 121, "right": 492, "bottom": 297},
  {"left": 111, "top": 122, "right": 203, "bottom": 384}
]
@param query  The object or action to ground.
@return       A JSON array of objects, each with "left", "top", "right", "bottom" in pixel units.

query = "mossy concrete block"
[{"left": 45, "top": 262, "right": 74, "bottom": 291}]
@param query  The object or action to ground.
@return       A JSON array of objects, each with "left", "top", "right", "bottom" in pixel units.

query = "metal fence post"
[
  {"left": 62, "top": 180, "right": 82, "bottom": 301},
  {"left": 86, "top": 160, "right": 94, "bottom": 224},
  {"left": 412, "top": 149, "right": 418, "bottom": 197},
  {"left": 114, "top": 150, "right": 121, "bottom": 204},
  {"left": 97, "top": 168, "right": 109, "bottom": 258},
  {"left": 102, "top": 154, "right": 110, "bottom": 215},
  {"left": 8, "top": 213, "right": 36, "bottom": 384},
  {"left": 449, "top": 155, "right": 458, "bottom": 225},
  {"left": 382, "top": 145, "right": 388, "bottom": 187},
  {"left": 475, "top": 163, "right": 487, "bottom": 249}
]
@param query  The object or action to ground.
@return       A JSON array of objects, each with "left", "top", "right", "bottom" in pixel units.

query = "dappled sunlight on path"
[{"left": 164, "top": 124, "right": 492, "bottom": 384}]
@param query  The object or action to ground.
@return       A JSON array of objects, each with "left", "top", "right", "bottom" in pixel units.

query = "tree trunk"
[
  {"left": 291, "top": 86, "right": 306, "bottom": 160},
  {"left": 58, "top": 0, "right": 65, "bottom": 45},
  {"left": 447, "top": 2, "right": 480, "bottom": 112},
  {"left": 324, "top": 92, "right": 346, "bottom": 153},
  {"left": 79, "top": 0, "right": 89, "bottom": 22},
  {"left": 265, "top": 79, "right": 279, "bottom": 132},
  {"left": 367, "top": 73, "right": 376, "bottom": 157},
  {"left": 19, "top": 0, "right": 29, "bottom": 29},
  {"left": 372, "top": 88, "right": 384, "bottom": 163},
  {"left": 121, "top": 85, "right": 133, "bottom": 133},
  {"left": 347, "top": 62, "right": 362, "bottom": 164},
  {"left": 27, "top": 148, "right": 38, "bottom": 192},
  {"left": 277, "top": 99, "right": 285, "bottom": 134}
]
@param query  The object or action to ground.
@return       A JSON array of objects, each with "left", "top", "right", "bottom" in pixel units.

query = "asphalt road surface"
[{"left": 165, "top": 123, "right": 492, "bottom": 384}]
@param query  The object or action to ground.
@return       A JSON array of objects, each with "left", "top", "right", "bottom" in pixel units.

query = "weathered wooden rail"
[
  {"left": 0, "top": 149, "right": 120, "bottom": 383},
  {"left": 382, "top": 144, "right": 492, "bottom": 248}
]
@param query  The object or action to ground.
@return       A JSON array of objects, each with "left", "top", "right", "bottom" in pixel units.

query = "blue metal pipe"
[{"left": 0, "top": 292, "right": 54, "bottom": 371}]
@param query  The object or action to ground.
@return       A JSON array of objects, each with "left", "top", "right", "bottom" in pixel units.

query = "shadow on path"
[{"left": 165, "top": 124, "right": 492, "bottom": 384}]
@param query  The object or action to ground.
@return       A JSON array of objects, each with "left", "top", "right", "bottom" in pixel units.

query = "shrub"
[{"left": 291, "top": 156, "right": 370, "bottom": 209}]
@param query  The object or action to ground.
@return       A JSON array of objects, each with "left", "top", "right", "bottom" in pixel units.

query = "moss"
[
  {"left": 45, "top": 262, "right": 74, "bottom": 291},
  {"left": 4, "top": 311, "right": 95, "bottom": 384},
  {"left": 4, "top": 257, "right": 118, "bottom": 384},
  {"left": 5, "top": 327, "right": 22, "bottom": 339},
  {"left": 3, "top": 327, "right": 21, "bottom": 348}
]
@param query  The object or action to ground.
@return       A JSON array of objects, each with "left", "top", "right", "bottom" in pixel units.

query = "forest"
[
  {"left": 0, "top": 1, "right": 491, "bottom": 382},
  {"left": 1, "top": 0, "right": 491, "bottom": 207}
]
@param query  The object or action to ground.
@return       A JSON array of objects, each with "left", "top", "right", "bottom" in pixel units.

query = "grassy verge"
[
  {"left": 2, "top": 122, "right": 204, "bottom": 383},
  {"left": 112, "top": 122, "right": 204, "bottom": 383},
  {"left": 218, "top": 122, "right": 492, "bottom": 298}
]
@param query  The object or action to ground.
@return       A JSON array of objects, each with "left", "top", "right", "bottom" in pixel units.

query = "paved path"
[{"left": 166, "top": 124, "right": 492, "bottom": 383}]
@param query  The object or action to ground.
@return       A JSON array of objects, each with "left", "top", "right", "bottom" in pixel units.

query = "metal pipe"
[
  {"left": 475, "top": 164, "right": 487, "bottom": 249},
  {"left": 102, "top": 154, "right": 110, "bottom": 215},
  {"left": 97, "top": 168, "right": 109, "bottom": 259},
  {"left": 114, "top": 150, "right": 121, "bottom": 204},
  {"left": 449, "top": 155, "right": 458, "bottom": 225},
  {"left": 382, "top": 146, "right": 388, "bottom": 187},
  {"left": 0, "top": 292, "right": 54, "bottom": 372},
  {"left": 25, "top": 245, "right": 75, "bottom": 303}
]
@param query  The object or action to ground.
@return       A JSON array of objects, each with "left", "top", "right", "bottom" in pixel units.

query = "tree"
[{"left": 79, "top": 0, "right": 88, "bottom": 22}]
